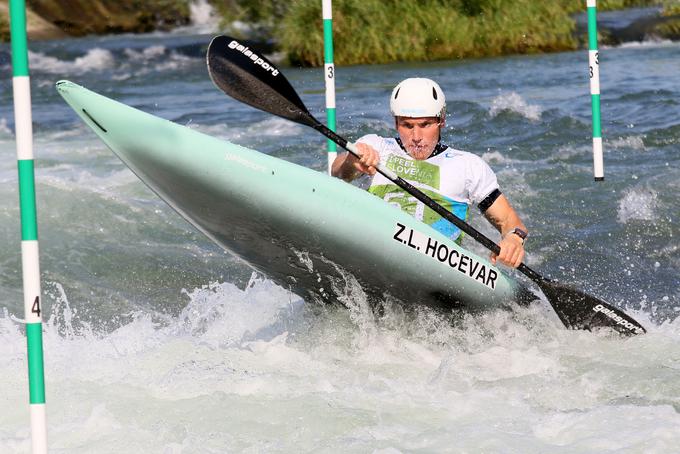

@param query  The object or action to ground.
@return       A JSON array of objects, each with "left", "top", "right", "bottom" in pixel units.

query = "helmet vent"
[
  {"left": 394, "top": 88, "right": 400, "bottom": 99},
  {"left": 432, "top": 87, "right": 438, "bottom": 100}
]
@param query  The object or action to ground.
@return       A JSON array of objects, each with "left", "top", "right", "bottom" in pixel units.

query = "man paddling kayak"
[
  {"left": 203, "top": 36, "right": 647, "bottom": 335},
  {"left": 332, "top": 78, "right": 527, "bottom": 269}
]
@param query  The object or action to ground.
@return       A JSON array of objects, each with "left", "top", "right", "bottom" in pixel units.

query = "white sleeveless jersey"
[{"left": 357, "top": 134, "right": 499, "bottom": 242}]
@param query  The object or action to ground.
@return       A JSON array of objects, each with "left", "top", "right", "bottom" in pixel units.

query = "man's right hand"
[
  {"left": 352, "top": 142, "right": 380, "bottom": 176},
  {"left": 331, "top": 142, "right": 380, "bottom": 181}
]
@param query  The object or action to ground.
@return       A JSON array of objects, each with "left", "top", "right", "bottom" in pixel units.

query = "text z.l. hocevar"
[{"left": 392, "top": 222, "right": 498, "bottom": 289}]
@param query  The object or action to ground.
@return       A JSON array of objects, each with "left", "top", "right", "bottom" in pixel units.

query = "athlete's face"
[{"left": 395, "top": 116, "right": 444, "bottom": 160}]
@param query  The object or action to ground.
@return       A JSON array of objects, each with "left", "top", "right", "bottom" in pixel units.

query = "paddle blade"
[
  {"left": 207, "top": 35, "right": 318, "bottom": 128},
  {"left": 537, "top": 279, "right": 646, "bottom": 336}
]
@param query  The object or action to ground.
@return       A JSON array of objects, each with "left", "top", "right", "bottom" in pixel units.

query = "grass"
[
  {"left": 213, "top": 0, "right": 669, "bottom": 66},
  {"left": 280, "top": 0, "right": 577, "bottom": 66}
]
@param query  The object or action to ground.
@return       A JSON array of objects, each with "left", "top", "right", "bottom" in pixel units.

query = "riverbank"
[
  {"left": 1, "top": 0, "right": 678, "bottom": 65},
  {"left": 0, "top": 0, "right": 190, "bottom": 41}
]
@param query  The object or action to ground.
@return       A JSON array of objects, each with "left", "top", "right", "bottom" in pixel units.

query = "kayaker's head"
[{"left": 390, "top": 78, "right": 446, "bottom": 160}]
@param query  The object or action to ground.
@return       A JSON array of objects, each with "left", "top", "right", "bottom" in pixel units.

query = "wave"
[
  {"left": 489, "top": 92, "right": 542, "bottom": 122},
  {"left": 29, "top": 48, "right": 115, "bottom": 74},
  {"left": 1, "top": 272, "right": 677, "bottom": 451},
  {"left": 27, "top": 45, "right": 198, "bottom": 77},
  {"left": 480, "top": 150, "right": 509, "bottom": 164},
  {"left": 605, "top": 39, "right": 677, "bottom": 49},
  {"left": 607, "top": 135, "right": 646, "bottom": 151},
  {"left": 123, "top": 45, "right": 167, "bottom": 61}
]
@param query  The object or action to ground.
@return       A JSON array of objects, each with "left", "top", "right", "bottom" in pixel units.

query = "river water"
[{"left": 0, "top": 26, "right": 679, "bottom": 453}]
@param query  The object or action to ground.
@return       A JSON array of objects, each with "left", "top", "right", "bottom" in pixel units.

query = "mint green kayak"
[{"left": 57, "top": 80, "right": 533, "bottom": 309}]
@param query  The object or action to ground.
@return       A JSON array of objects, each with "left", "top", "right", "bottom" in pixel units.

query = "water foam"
[
  {"left": 617, "top": 186, "right": 659, "bottom": 223},
  {"left": 123, "top": 45, "right": 167, "bottom": 61},
  {"left": 27, "top": 45, "right": 197, "bottom": 80},
  {"left": 550, "top": 144, "right": 589, "bottom": 162},
  {"left": 171, "top": 0, "right": 221, "bottom": 35},
  {"left": 489, "top": 92, "right": 542, "bottom": 121},
  {"left": 189, "top": 0, "right": 220, "bottom": 32},
  {"left": 2, "top": 276, "right": 679, "bottom": 451},
  {"left": 480, "top": 150, "right": 508, "bottom": 164},
  {"left": 116, "top": 47, "right": 195, "bottom": 80},
  {"left": 0, "top": 118, "right": 13, "bottom": 138},
  {"left": 608, "top": 39, "right": 676, "bottom": 49},
  {"left": 29, "top": 48, "right": 115, "bottom": 74},
  {"left": 173, "top": 278, "right": 305, "bottom": 348},
  {"left": 608, "top": 135, "right": 646, "bottom": 151}
]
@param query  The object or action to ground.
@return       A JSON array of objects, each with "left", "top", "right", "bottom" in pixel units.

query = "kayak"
[{"left": 57, "top": 80, "right": 535, "bottom": 310}]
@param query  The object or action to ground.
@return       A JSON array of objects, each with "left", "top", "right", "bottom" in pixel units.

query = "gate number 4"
[{"left": 31, "top": 296, "right": 41, "bottom": 317}]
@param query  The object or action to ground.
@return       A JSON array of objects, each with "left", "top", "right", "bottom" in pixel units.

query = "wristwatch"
[{"left": 508, "top": 227, "right": 528, "bottom": 245}]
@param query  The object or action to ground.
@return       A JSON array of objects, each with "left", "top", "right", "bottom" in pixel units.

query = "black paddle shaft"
[{"left": 206, "top": 35, "right": 646, "bottom": 336}]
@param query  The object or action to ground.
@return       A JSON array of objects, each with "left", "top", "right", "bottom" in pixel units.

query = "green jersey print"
[
  {"left": 386, "top": 155, "right": 440, "bottom": 189},
  {"left": 369, "top": 184, "right": 469, "bottom": 243}
]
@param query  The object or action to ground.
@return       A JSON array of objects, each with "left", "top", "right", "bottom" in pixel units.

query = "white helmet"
[{"left": 390, "top": 78, "right": 446, "bottom": 118}]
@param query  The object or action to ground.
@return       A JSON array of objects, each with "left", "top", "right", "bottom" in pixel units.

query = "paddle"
[{"left": 206, "top": 35, "right": 646, "bottom": 336}]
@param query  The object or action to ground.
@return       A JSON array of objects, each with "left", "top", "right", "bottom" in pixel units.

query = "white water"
[
  {"left": 489, "top": 92, "right": 542, "bottom": 122},
  {"left": 2, "top": 277, "right": 679, "bottom": 452},
  {"left": 29, "top": 49, "right": 116, "bottom": 74},
  {"left": 172, "top": 0, "right": 220, "bottom": 35},
  {"left": 617, "top": 187, "right": 659, "bottom": 223}
]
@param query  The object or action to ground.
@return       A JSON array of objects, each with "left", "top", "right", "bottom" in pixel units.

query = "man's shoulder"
[{"left": 439, "top": 147, "right": 487, "bottom": 164}]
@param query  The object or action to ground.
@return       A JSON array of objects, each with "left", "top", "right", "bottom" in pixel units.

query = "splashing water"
[
  {"left": 617, "top": 187, "right": 659, "bottom": 223},
  {"left": 489, "top": 92, "right": 542, "bottom": 121},
  {"left": 171, "top": 0, "right": 221, "bottom": 35}
]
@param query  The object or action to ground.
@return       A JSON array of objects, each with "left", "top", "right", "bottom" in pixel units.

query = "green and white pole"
[
  {"left": 322, "top": 0, "right": 337, "bottom": 174},
  {"left": 9, "top": 1, "right": 48, "bottom": 452},
  {"left": 587, "top": 0, "right": 604, "bottom": 180}
]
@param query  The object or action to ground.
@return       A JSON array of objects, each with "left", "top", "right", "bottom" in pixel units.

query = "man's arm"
[
  {"left": 483, "top": 194, "right": 527, "bottom": 268},
  {"left": 331, "top": 143, "right": 380, "bottom": 181}
]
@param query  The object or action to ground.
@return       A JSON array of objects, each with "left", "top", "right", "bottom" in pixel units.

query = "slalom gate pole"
[
  {"left": 322, "top": 0, "right": 337, "bottom": 174},
  {"left": 587, "top": 0, "right": 604, "bottom": 180},
  {"left": 9, "top": 0, "right": 48, "bottom": 452}
]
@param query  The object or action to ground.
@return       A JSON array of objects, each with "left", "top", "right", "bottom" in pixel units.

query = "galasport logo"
[
  {"left": 228, "top": 40, "right": 279, "bottom": 76},
  {"left": 592, "top": 304, "right": 645, "bottom": 335}
]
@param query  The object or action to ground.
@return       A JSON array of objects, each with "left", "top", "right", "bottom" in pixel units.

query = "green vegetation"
[
  {"left": 281, "top": 0, "right": 578, "bottom": 66},
  {"left": 213, "top": 0, "right": 671, "bottom": 66},
  {"left": 655, "top": 15, "right": 680, "bottom": 39},
  {"left": 2, "top": 0, "right": 676, "bottom": 60},
  {"left": 661, "top": 0, "right": 680, "bottom": 15},
  {"left": 585, "top": 0, "right": 661, "bottom": 11}
]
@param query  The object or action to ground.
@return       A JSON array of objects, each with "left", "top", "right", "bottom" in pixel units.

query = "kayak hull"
[{"left": 57, "top": 80, "right": 534, "bottom": 310}]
